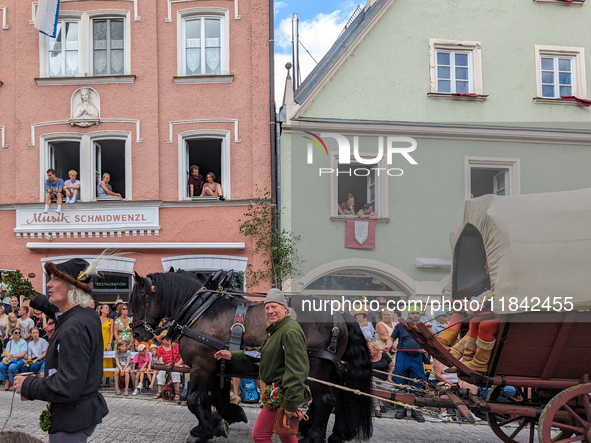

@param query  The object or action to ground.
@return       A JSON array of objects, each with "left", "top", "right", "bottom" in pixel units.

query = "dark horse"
[{"left": 130, "top": 271, "right": 372, "bottom": 443}]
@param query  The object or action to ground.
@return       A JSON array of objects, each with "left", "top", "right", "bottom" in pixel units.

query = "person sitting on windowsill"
[
  {"left": 357, "top": 204, "right": 379, "bottom": 220},
  {"left": 188, "top": 165, "right": 204, "bottom": 197},
  {"left": 337, "top": 193, "right": 356, "bottom": 216},
  {"left": 97, "top": 172, "right": 121, "bottom": 198},
  {"left": 200, "top": 172, "right": 223, "bottom": 198},
  {"left": 63, "top": 170, "right": 81, "bottom": 204}
]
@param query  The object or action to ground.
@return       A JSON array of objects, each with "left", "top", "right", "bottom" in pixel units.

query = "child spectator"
[
  {"left": 148, "top": 344, "right": 158, "bottom": 389},
  {"left": 63, "top": 170, "right": 81, "bottom": 203},
  {"left": 113, "top": 340, "right": 131, "bottom": 396},
  {"left": 368, "top": 341, "right": 393, "bottom": 418},
  {"left": 153, "top": 337, "right": 183, "bottom": 400},
  {"left": 4, "top": 313, "right": 19, "bottom": 347},
  {"left": 17, "top": 307, "right": 34, "bottom": 342},
  {"left": 132, "top": 344, "right": 151, "bottom": 395}
]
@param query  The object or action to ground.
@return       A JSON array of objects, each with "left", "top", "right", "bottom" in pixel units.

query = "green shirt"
[{"left": 231, "top": 316, "right": 311, "bottom": 412}]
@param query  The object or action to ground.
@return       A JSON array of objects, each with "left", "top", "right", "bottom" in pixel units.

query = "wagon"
[{"left": 397, "top": 188, "right": 591, "bottom": 443}]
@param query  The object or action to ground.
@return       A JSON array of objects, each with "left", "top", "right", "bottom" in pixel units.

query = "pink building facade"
[{"left": 0, "top": 0, "right": 273, "bottom": 301}]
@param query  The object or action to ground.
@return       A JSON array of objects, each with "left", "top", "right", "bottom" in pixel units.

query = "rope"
[
  {"left": 1, "top": 390, "right": 16, "bottom": 432},
  {"left": 371, "top": 368, "right": 429, "bottom": 387},
  {"left": 306, "top": 377, "right": 439, "bottom": 417},
  {"left": 371, "top": 376, "right": 428, "bottom": 394}
]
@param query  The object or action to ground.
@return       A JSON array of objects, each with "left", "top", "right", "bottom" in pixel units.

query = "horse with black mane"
[{"left": 130, "top": 270, "right": 372, "bottom": 443}]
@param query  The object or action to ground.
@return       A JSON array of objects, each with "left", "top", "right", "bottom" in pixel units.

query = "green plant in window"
[{"left": 239, "top": 187, "right": 302, "bottom": 288}]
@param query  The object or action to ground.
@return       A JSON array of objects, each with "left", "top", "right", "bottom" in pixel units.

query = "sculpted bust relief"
[{"left": 70, "top": 87, "right": 100, "bottom": 127}]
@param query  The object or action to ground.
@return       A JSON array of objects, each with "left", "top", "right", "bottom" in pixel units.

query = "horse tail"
[{"left": 334, "top": 312, "right": 373, "bottom": 441}]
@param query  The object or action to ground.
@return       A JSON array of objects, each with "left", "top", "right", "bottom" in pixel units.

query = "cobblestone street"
[{"left": 0, "top": 389, "right": 532, "bottom": 443}]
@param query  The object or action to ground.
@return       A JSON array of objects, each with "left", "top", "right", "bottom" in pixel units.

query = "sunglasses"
[
  {"left": 121, "top": 307, "right": 128, "bottom": 311},
  {"left": 13, "top": 331, "right": 20, "bottom": 334}
]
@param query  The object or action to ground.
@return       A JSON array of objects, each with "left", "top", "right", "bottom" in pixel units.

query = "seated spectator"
[
  {"left": 153, "top": 337, "right": 183, "bottom": 401},
  {"left": 357, "top": 204, "right": 379, "bottom": 220},
  {"left": 354, "top": 310, "right": 375, "bottom": 341},
  {"left": 97, "top": 172, "right": 121, "bottom": 198},
  {"left": 0, "top": 328, "right": 27, "bottom": 389},
  {"left": 27, "top": 328, "right": 48, "bottom": 375},
  {"left": 4, "top": 313, "right": 19, "bottom": 347},
  {"left": 30, "top": 309, "right": 46, "bottom": 339},
  {"left": 6, "top": 297, "right": 20, "bottom": 318},
  {"left": 43, "top": 168, "right": 64, "bottom": 214},
  {"left": 368, "top": 341, "right": 393, "bottom": 417},
  {"left": 188, "top": 165, "right": 204, "bottom": 197},
  {"left": 132, "top": 344, "right": 151, "bottom": 395},
  {"left": 17, "top": 306, "right": 34, "bottom": 342},
  {"left": 200, "top": 172, "right": 223, "bottom": 197},
  {"left": 337, "top": 193, "right": 356, "bottom": 216},
  {"left": 63, "top": 170, "right": 81, "bottom": 204},
  {"left": 113, "top": 340, "right": 131, "bottom": 396},
  {"left": 148, "top": 343, "right": 159, "bottom": 389}
]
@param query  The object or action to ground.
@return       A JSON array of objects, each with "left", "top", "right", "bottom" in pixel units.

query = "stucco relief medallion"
[{"left": 70, "top": 87, "right": 100, "bottom": 127}]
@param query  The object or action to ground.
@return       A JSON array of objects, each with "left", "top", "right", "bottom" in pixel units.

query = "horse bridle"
[{"left": 130, "top": 276, "right": 161, "bottom": 335}]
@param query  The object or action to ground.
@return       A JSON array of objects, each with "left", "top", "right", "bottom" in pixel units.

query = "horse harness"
[{"left": 135, "top": 283, "right": 347, "bottom": 381}]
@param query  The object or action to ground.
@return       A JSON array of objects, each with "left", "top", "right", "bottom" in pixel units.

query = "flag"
[
  {"left": 34, "top": 0, "right": 60, "bottom": 38},
  {"left": 345, "top": 220, "right": 376, "bottom": 249}
]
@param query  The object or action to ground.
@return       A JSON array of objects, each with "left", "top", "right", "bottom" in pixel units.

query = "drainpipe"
[{"left": 269, "top": 0, "right": 277, "bottom": 204}]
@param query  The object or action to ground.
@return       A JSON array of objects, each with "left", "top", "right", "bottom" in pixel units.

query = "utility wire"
[{"left": 299, "top": 40, "right": 317, "bottom": 64}]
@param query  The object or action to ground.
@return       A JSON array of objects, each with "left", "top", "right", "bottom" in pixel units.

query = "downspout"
[{"left": 269, "top": 0, "right": 277, "bottom": 204}]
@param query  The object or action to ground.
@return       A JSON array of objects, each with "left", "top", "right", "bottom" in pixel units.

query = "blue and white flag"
[{"left": 34, "top": 0, "right": 60, "bottom": 38}]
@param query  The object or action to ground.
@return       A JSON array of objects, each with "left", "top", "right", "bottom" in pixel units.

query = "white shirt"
[{"left": 28, "top": 338, "right": 48, "bottom": 359}]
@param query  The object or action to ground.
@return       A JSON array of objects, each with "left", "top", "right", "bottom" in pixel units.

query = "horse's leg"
[
  {"left": 300, "top": 382, "right": 336, "bottom": 443},
  {"left": 211, "top": 376, "right": 248, "bottom": 424},
  {"left": 186, "top": 369, "right": 228, "bottom": 443}
]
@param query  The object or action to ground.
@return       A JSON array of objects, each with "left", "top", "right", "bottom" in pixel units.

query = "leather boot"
[
  {"left": 445, "top": 336, "right": 478, "bottom": 373},
  {"left": 436, "top": 328, "right": 459, "bottom": 347},
  {"left": 411, "top": 409, "right": 425, "bottom": 423},
  {"left": 395, "top": 405, "right": 406, "bottom": 419},
  {"left": 460, "top": 336, "right": 477, "bottom": 363},
  {"left": 464, "top": 339, "right": 495, "bottom": 373},
  {"left": 448, "top": 335, "right": 469, "bottom": 360}
]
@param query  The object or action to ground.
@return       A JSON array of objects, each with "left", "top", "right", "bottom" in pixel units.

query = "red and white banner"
[{"left": 345, "top": 220, "right": 376, "bottom": 249}]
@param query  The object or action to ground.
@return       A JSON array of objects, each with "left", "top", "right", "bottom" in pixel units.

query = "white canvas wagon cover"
[{"left": 446, "top": 188, "right": 591, "bottom": 313}]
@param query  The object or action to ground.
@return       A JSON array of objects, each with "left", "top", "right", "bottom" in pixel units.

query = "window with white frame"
[
  {"left": 40, "top": 11, "right": 131, "bottom": 78},
  {"left": 465, "top": 157, "right": 520, "bottom": 200},
  {"left": 92, "top": 18, "right": 125, "bottom": 76},
  {"left": 535, "top": 45, "right": 587, "bottom": 100},
  {"left": 330, "top": 150, "right": 388, "bottom": 218},
  {"left": 429, "top": 39, "right": 483, "bottom": 95},
  {"left": 183, "top": 16, "right": 223, "bottom": 75},
  {"left": 178, "top": 131, "right": 231, "bottom": 200},
  {"left": 436, "top": 51, "right": 472, "bottom": 93},
  {"left": 46, "top": 20, "right": 79, "bottom": 77},
  {"left": 42, "top": 134, "right": 131, "bottom": 202}
]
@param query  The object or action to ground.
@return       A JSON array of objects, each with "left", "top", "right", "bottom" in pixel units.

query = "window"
[
  {"left": 183, "top": 16, "right": 222, "bottom": 75},
  {"left": 178, "top": 131, "right": 231, "bottom": 200},
  {"left": 92, "top": 18, "right": 125, "bottom": 76},
  {"left": 535, "top": 46, "right": 587, "bottom": 101},
  {"left": 39, "top": 11, "right": 132, "bottom": 81},
  {"left": 465, "top": 157, "right": 521, "bottom": 200},
  {"left": 436, "top": 51, "right": 471, "bottom": 93},
  {"left": 176, "top": 8, "right": 231, "bottom": 82},
  {"left": 329, "top": 148, "right": 388, "bottom": 219},
  {"left": 41, "top": 133, "right": 132, "bottom": 202},
  {"left": 46, "top": 20, "right": 79, "bottom": 77},
  {"left": 429, "top": 39, "right": 484, "bottom": 97}
]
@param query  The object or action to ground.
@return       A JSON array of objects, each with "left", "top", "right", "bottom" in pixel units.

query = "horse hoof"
[{"left": 213, "top": 419, "right": 230, "bottom": 438}]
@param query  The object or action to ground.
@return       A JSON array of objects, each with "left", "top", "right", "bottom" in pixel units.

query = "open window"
[
  {"left": 465, "top": 157, "right": 520, "bottom": 199},
  {"left": 336, "top": 164, "right": 378, "bottom": 216},
  {"left": 48, "top": 141, "right": 81, "bottom": 181},
  {"left": 94, "top": 139, "right": 126, "bottom": 199},
  {"left": 179, "top": 132, "right": 230, "bottom": 200}
]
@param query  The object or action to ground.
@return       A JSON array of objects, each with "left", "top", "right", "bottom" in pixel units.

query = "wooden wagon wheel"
[
  {"left": 538, "top": 383, "right": 591, "bottom": 443},
  {"left": 486, "top": 386, "right": 539, "bottom": 443}
]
